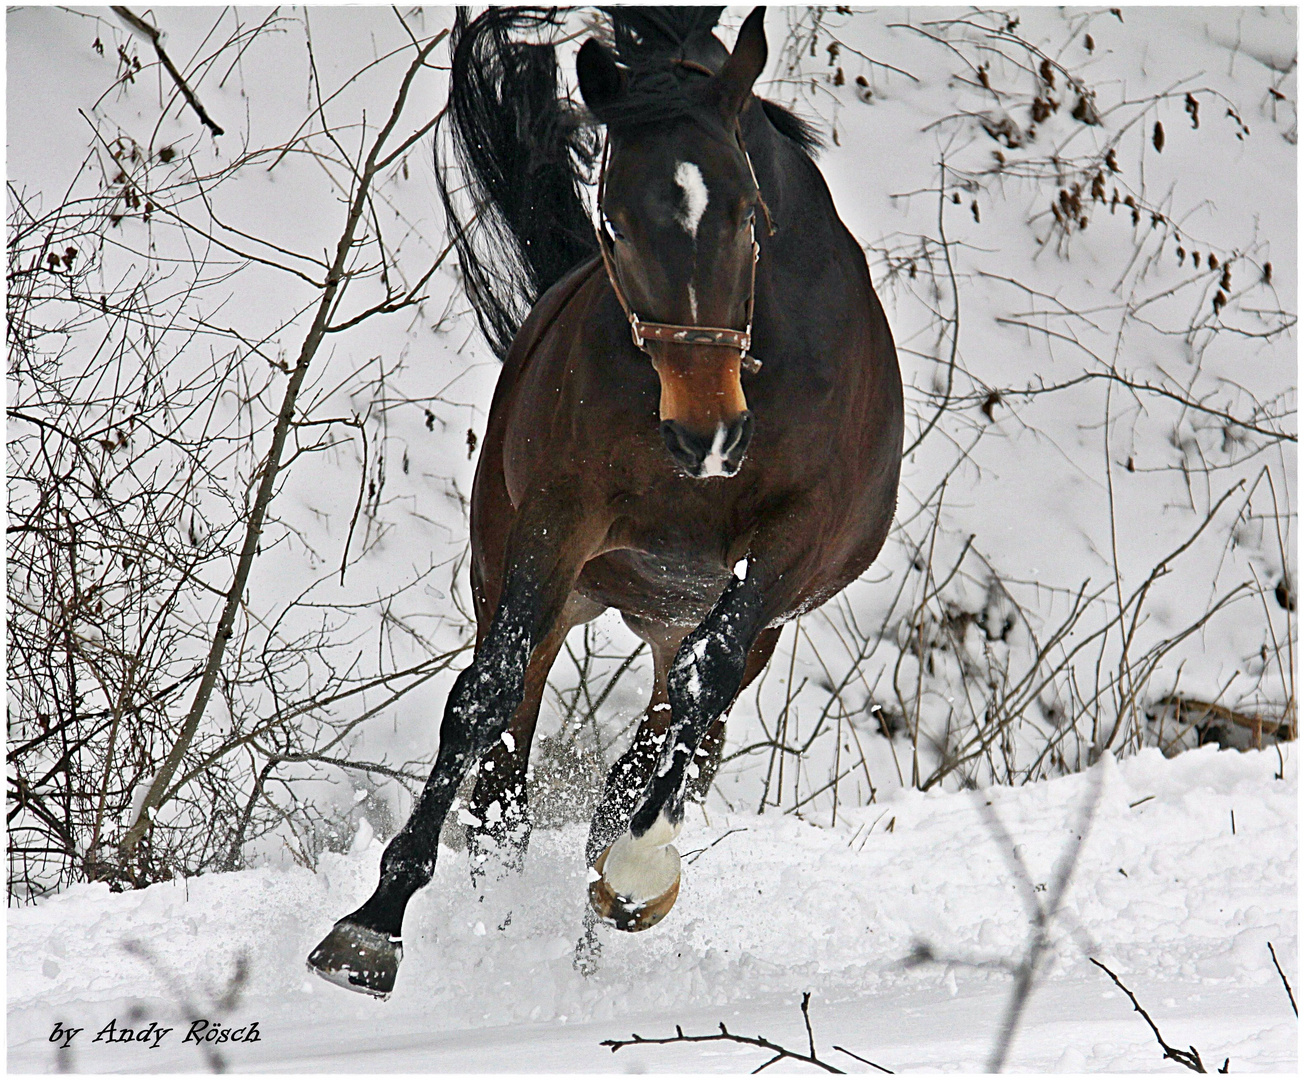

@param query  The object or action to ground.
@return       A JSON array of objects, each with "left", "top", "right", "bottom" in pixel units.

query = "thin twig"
[
  {"left": 112, "top": 7, "right": 225, "bottom": 136},
  {"left": 1268, "top": 942, "right": 1297, "bottom": 1017},
  {"left": 832, "top": 1045, "right": 894, "bottom": 1073},
  {"left": 601, "top": 992, "right": 885, "bottom": 1074},
  {"left": 1090, "top": 958, "right": 1217, "bottom": 1073}
]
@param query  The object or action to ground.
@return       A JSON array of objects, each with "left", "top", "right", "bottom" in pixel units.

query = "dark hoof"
[
  {"left": 587, "top": 845, "right": 681, "bottom": 933},
  {"left": 306, "top": 920, "right": 401, "bottom": 1000}
]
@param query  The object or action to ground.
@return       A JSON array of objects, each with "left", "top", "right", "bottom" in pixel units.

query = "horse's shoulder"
[{"left": 497, "top": 256, "right": 604, "bottom": 400}]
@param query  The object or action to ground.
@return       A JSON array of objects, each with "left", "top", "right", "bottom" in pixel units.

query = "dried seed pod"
[
  {"left": 1212, "top": 290, "right": 1227, "bottom": 314},
  {"left": 1220, "top": 265, "right": 1232, "bottom": 291},
  {"left": 1177, "top": 245, "right": 1185, "bottom": 265},
  {"left": 1184, "top": 92, "right": 1200, "bottom": 129},
  {"left": 834, "top": 67, "right": 845, "bottom": 86},
  {"left": 1032, "top": 97, "right": 1051, "bottom": 123},
  {"left": 1105, "top": 148, "right": 1119, "bottom": 173},
  {"left": 1152, "top": 120, "right": 1165, "bottom": 152},
  {"left": 1085, "top": 33, "right": 1095, "bottom": 52},
  {"left": 1072, "top": 92, "right": 1101, "bottom": 125},
  {"left": 1263, "top": 262, "right": 1273, "bottom": 284},
  {"left": 1193, "top": 251, "right": 1201, "bottom": 268},
  {"left": 1039, "top": 58, "right": 1055, "bottom": 88},
  {"left": 1091, "top": 172, "right": 1106, "bottom": 201},
  {"left": 971, "top": 200, "right": 980, "bottom": 223},
  {"left": 1208, "top": 253, "right": 1219, "bottom": 271}
]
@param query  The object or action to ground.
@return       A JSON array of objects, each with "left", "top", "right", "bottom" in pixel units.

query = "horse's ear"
[
  {"left": 708, "top": 7, "right": 768, "bottom": 120},
  {"left": 577, "top": 38, "right": 625, "bottom": 117}
]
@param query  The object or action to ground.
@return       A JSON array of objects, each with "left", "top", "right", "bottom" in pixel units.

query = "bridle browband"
[{"left": 593, "top": 66, "right": 774, "bottom": 376}]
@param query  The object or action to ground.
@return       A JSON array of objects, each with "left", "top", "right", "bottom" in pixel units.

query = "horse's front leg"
[
  {"left": 588, "top": 565, "right": 771, "bottom": 932},
  {"left": 307, "top": 493, "right": 605, "bottom": 998}
]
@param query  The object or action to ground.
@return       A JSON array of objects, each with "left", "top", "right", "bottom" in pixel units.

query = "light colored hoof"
[
  {"left": 306, "top": 920, "right": 401, "bottom": 999},
  {"left": 587, "top": 842, "right": 681, "bottom": 933}
]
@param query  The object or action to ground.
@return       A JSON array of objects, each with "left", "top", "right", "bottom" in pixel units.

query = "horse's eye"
[{"left": 605, "top": 217, "right": 626, "bottom": 242}]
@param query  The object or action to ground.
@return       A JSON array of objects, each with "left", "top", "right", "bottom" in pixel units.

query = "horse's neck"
[{"left": 740, "top": 103, "right": 839, "bottom": 253}]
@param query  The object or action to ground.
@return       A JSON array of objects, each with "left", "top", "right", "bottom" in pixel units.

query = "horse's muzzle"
[{"left": 660, "top": 412, "right": 753, "bottom": 479}]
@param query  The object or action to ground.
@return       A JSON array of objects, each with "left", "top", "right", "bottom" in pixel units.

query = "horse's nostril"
[
  {"left": 724, "top": 411, "right": 754, "bottom": 462},
  {"left": 660, "top": 420, "right": 706, "bottom": 472}
]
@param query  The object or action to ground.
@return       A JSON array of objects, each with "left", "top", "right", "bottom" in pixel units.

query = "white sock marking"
[{"left": 674, "top": 161, "right": 709, "bottom": 239}]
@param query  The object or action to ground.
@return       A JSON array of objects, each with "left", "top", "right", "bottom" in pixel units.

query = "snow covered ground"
[
  {"left": 7, "top": 746, "right": 1297, "bottom": 1071},
  {"left": 7, "top": 4, "right": 1297, "bottom": 1072}
]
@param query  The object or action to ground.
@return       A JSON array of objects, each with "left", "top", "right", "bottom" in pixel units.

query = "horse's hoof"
[
  {"left": 306, "top": 920, "right": 401, "bottom": 999},
  {"left": 587, "top": 842, "right": 681, "bottom": 932}
]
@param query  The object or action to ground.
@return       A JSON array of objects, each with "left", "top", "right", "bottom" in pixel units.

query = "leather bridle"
[{"left": 593, "top": 109, "right": 774, "bottom": 377}]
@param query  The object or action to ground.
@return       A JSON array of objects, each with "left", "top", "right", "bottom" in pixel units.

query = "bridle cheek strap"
[{"left": 594, "top": 133, "right": 766, "bottom": 376}]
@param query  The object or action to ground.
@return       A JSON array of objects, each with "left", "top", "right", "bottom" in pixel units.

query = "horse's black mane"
[
  {"left": 599, "top": 6, "right": 822, "bottom": 152},
  {"left": 437, "top": 6, "right": 820, "bottom": 359}
]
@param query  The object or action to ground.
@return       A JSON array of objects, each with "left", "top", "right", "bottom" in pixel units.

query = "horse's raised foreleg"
[
  {"left": 588, "top": 569, "right": 773, "bottom": 931},
  {"left": 586, "top": 622, "right": 779, "bottom": 866},
  {"left": 307, "top": 495, "right": 604, "bottom": 997}
]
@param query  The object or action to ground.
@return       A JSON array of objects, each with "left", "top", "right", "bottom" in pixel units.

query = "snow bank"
[{"left": 8, "top": 746, "right": 1295, "bottom": 1071}]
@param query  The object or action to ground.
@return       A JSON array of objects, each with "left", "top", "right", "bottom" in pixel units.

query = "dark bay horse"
[{"left": 308, "top": 5, "right": 902, "bottom": 998}]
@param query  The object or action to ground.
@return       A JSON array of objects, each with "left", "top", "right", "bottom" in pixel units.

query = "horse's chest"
[{"left": 577, "top": 546, "right": 734, "bottom": 625}]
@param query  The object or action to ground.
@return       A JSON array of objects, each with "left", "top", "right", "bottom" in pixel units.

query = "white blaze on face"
[
  {"left": 674, "top": 160, "right": 709, "bottom": 240},
  {"left": 675, "top": 161, "right": 708, "bottom": 322}
]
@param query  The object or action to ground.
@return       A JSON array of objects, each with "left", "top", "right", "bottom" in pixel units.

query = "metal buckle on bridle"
[{"left": 593, "top": 121, "right": 771, "bottom": 377}]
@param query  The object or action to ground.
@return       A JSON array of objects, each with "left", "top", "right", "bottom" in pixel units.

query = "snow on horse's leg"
[{"left": 572, "top": 906, "right": 604, "bottom": 976}]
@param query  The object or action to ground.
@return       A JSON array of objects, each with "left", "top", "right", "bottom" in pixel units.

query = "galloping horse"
[{"left": 308, "top": 5, "right": 902, "bottom": 998}]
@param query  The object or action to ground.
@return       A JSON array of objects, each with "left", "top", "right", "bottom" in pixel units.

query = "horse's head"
[{"left": 578, "top": 8, "right": 768, "bottom": 480}]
